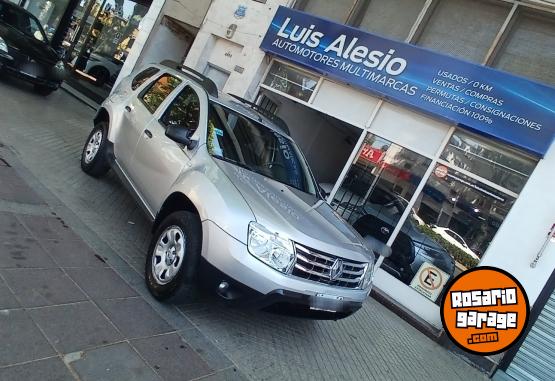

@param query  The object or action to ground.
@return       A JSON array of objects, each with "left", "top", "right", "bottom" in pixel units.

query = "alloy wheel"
[
  {"left": 152, "top": 226, "right": 186, "bottom": 285},
  {"left": 84, "top": 130, "right": 103, "bottom": 164}
]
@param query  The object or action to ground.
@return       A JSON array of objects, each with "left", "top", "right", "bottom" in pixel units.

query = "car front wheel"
[
  {"left": 145, "top": 211, "right": 202, "bottom": 303},
  {"left": 81, "top": 121, "right": 111, "bottom": 177}
]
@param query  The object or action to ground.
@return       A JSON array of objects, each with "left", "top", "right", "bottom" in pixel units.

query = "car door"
[
  {"left": 129, "top": 82, "right": 206, "bottom": 214},
  {"left": 114, "top": 72, "right": 182, "bottom": 173}
]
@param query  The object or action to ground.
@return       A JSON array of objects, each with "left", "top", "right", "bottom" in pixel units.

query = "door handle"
[
  {"left": 125, "top": 105, "right": 134, "bottom": 112},
  {"left": 144, "top": 129, "right": 153, "bottom": 139}
]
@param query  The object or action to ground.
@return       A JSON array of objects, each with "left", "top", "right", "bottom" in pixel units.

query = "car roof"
[{"left": 154, "top": 62, "right": 292, "bottom": 138}]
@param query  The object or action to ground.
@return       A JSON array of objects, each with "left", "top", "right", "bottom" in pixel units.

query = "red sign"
[{"left": 359, "top": 144, "right": 384, "bottom": 164}]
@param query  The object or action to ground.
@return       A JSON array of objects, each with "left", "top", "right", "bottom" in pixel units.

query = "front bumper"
[
  {"left": 0, "top": 54, "right": 61, "bottom": 88},
  {"left": 200, "top": 220, "right": 369, "bottom": 319}
]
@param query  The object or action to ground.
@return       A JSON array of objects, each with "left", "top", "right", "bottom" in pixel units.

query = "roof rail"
[
  {"left": 227, "top": 94, "right": 291, "bottom": 136},
  {"left": 160, "top": 60, "right": 219, "bottom": 98}
]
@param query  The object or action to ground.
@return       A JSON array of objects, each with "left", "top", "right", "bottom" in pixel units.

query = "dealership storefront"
[
  {"left": 16, "top": 0, "right": 151, "bottom": 102},
  {"left": 242, "top": 6, "right": 555, "bottom": 330}
]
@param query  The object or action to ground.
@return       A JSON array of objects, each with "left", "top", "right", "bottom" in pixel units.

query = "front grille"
[{"left": 292, "top": 243, "right": 368, "bottom": 289}]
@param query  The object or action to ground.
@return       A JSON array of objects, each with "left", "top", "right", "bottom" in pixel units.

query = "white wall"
[
  {"left": 368, "top": 102, "right": 451, "bottom": 159},
  {"left": 480, "top": 143, "right": 555, "bottom": 307},
  {"left": 137, "top": 22, "right": 192, "bottom": 68},
  {"left": 184, "top": 0, "right": 293, "bottom": 97},
  {"left": 311, "top": 80, "right": 380, "bottom": 129},
  {"left": 113, "top": 0, "right": 210, "bottom": 90},
  {"left": 162, "top": 0, "right": 211, "bottom": 28}
]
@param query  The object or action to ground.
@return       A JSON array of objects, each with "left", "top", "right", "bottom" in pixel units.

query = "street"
[{"left": 0, "top": 78, "right": 488, "bottom": 380}]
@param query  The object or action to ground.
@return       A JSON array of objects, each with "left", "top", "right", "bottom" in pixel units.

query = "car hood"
[
  {"left": 216, "top": 160, "right": 374, "bottom": 263},
  {"left": 0, "top": 23, "right": 58, "bottom": 64}
]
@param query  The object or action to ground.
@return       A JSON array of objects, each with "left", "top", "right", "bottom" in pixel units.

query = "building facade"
[
  {"left": 177, "top": 1, "right": 555, "bottom": 378},
  {"left": 96, "top": 0, "right": 555, "bottom": 377},
  {"left": 24, "top": 0, "right": 554, "bottom": 377}
]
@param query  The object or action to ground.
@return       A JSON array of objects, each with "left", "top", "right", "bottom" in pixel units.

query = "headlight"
[
  {"left": 247, "top": 222, "right": 295, "bottom": 273},
  {"left": 0, "top": 37, "right": 8, "bottom": 53},
  {"left": 362, "top": 260, "right": 374, "bottom": 289}
]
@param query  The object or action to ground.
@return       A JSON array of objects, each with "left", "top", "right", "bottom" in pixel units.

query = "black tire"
[
  {"left": 80, "top": 121, "right": 111, "bottom": 177},
  {"left": 145, "top": 211, "right": 202, "bottom": 303},
  {"left": 34, "top": 84, "right": 56, "bottom": 96},
  {"left": 89, "top": 66, "right": 109, "bottom": 87}
]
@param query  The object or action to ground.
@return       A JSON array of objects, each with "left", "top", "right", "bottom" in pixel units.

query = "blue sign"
[{"left": 260, "top": 7, "right": 555, "bottom": 156}]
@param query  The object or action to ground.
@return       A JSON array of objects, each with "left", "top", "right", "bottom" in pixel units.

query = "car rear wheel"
[
  {"left": 145, "top": 211, "right": 202, "bottom": 303},
  {"left": 81, "top": 121, "right": 110, "bottom": 177},
  {"left": 89, "top": 66, "right": 109, "bottom": 87}
]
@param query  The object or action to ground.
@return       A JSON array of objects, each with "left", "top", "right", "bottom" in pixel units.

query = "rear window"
[
  {"left": 0, "top": 2, "right": 46, "bottom": 41},
  {"left": 131, "top": 67, "right": 160, "bottom": 90},
  {"left": 140, "top": 74, "right": 182, "bottom": 114}
]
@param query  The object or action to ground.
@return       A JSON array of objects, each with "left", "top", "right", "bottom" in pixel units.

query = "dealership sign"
[{"left": 260, "top": 7, "right": 555, "bottom": 156}]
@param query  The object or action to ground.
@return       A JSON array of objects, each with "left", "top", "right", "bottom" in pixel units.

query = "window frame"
[
  {"left": 159, "top": 85, "right": 202, "bottom": 134},
  {"left": 131, "top": 67, "right": 160, "bottom": 91}
]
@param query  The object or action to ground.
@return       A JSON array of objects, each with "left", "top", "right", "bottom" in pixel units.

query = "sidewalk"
[
  {"left": 0, "top": 79, "right": 490, "bottom": 380},
  {"left": 0, "top": 145, "right": 243, "bottom": 380}
]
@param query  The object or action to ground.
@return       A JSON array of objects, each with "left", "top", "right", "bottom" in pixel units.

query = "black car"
[
  {"left": 331, "top": 185, "right": 455, "bottom": 285},
  {"left": 0, "top": 0, "right": 65, "bottom": 95}
]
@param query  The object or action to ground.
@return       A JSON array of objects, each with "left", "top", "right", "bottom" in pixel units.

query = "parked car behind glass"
[{"left": 323, "top": 184, "right": 455, "bottom": 285}]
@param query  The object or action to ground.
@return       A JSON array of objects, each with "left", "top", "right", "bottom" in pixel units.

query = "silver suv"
[{"left": 80, "top": 61, "right": 377, "bottom": 319}]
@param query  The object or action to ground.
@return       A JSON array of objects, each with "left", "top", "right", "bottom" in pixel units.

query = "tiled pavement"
[
  {"left": 0, "top": 147, "right": 241, "bottom": 380},
  {"left": 0, "top": 77, "right": 489, "bottom": 380}
]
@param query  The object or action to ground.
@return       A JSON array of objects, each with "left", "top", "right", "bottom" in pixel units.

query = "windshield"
[
  {"left": 0, "top": 3, "right": 47, "bottom": 42},
  {"left": 207, "top": 101, "right": 317, "bottom": 195}
]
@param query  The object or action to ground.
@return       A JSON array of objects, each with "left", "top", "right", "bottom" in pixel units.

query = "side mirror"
[{"left": 165, "top": 125, "right": 197, "bottom": 150}]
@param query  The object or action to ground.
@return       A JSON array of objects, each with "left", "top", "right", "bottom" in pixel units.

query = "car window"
[
  {"left": 160, "top": 86, "right": 200, "bottom": 133},
  {"left": 131, "top": 67, "right": 160, "bottom": 90},
  {"left": 0, "top": 2, "right": 47, "bottom": 42},
  {"left": 207, "top": 102, "right": 317, "bottom": 195},
  {"left": 140, "top": 74, "right": 182, "bottom": 114}
]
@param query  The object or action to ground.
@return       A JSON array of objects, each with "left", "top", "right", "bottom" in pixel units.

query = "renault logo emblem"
[{"left": 329, "top": 259, "right": 344, "bottom": 281}]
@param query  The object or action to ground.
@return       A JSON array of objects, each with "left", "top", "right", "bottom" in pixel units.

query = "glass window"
[
  {"left": 207, "top": 102, "right": 317, "bottom": 195},
  {"left": 331, "top": 134, "right": 434, "bottom": 284},
  {"left": 440, "top": 131, "right": 537, "bottom": 194},
  {"left": 494, "top": 10, "right": 555, "bottom": 86},
  {"left": 417, "top": 0, "right": 510, "bottom": 62},
  {"left": 63, "top": 0, "right": 149, "bottom": 102},
  {"left": 0, "top": 1, "right": 47, "bottom": 42},
  {"left": 263, "top": 61, "right": 319, "bottom": 102},
  {"left": 24, "top": 0, "right": 70, "bottom": 39},
  {"left": 141, "top": 74, "right": 182, "bottom": 114},
  {"left": 132, "top": 67, "right": 160, "bottom": 90},
  {"left": 300, "top": 0, "right": 357, "bottom": 23},
  {"left": 419, "top": 166, "right": 515, "bottom": 262},
  {"left": 357, "top": 0, "right": 425, "bottom": 41},
  {"left": 160, "top": 86, "right": 201, "bottom": 133}
]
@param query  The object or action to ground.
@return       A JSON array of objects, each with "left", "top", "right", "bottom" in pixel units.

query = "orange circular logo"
[{"left": 440, "top": 267, "right": 529, "bottom": 355}]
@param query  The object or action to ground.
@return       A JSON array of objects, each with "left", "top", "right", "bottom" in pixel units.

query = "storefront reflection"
[
  {"left": 61, "top": 0, "right": 147, "bottom": 102},
  {"left": 331, "top": 132, "right": 529, "bottom": 305}
]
